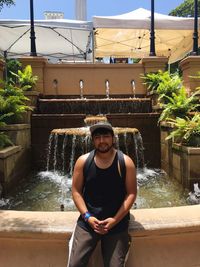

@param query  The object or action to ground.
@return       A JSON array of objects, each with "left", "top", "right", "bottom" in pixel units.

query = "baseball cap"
[{"left": 90, "top": 122, "right": 114, "bottom": 135}]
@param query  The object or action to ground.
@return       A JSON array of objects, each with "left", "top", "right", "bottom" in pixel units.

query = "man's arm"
[
  {"left": 99, "top": 154, "right": 137, "bottom": 231},
  {"left": 72, "top": 154, "right": 88, "bottom": 214},
  {"left": 72, "top": 154, "right": 108, "bottom": 234}
]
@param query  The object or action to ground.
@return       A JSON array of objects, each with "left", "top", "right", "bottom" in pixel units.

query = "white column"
[{"left": 75, "top": 0, "right": 87, "bottom": 21}]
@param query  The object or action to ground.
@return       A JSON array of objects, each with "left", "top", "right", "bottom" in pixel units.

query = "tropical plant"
[
  {"left": 11, "top": 64, "right": 38, "bottom": 91},
  {"left": 0, "top": 132, "right": 13, "bottom": 148},
  {"left": 166, "top": 113, "right": 200, "bottom": 147},
  {"left": 0, "top": 80, "right": 32, "bottom": 124},
  {"left": 142, "top": 70, "right": 165, "bottom": 94},
  {"left": 6, "top": 59, "right": 22, "bottom": 84},
  {"left": 158, "top": 87, "right": 200, "bottom": 122},
  {"left": 0, "top": 120, "right": 13, "bottom": 149},
  {"left": 142, "top": 70, "right": 182, "bottom": 103}
]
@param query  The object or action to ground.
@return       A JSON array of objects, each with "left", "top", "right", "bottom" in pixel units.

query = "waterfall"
[{"left": 46, "top": 126, "right": 145, "bottom": 175}]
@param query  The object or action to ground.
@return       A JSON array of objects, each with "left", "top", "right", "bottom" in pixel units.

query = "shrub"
[
  {"left": 158, "top": 87, "right": 200, "bottom": 122},
  {"left": 166, "top": 113, "right": 200, "bottom": 147}
]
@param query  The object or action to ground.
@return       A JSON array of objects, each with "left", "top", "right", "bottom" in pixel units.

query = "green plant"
[
  {"left": 159, "top": 87, "right": 200, "bottom": 123},
  {"left": 0, "top": 80, "right": 32, "bottom": 124},
  {"left": 6, "top": 59, "right": 22, "bottom": 84},
  {"left": 142, "top": 70, "right": 165, "bottom": 94},
  {"left": 11, "top": 64, "right": 38, "bottom": 91},
  {"left": 0, "top": 131, "right": 13, "bottom": 149},
  {"left": 166, "top": 113, "right": 200, "bottom": 147},
  {"left": 0, "top": 121, "right": 13, "bottom": 149},
  {"left": 142, "top": 70, "right": 182, "bottom": 104}
]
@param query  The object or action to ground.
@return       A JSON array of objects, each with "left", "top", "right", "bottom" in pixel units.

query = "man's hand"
[
  {"left": 88, "top": 216, "right": 109, "bottom": 235},
  {"left": 98, "top": 217, "right": 117, "bottom": 231}
]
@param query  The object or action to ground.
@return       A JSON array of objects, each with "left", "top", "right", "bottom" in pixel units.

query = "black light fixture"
[
  {"left": 191, "top": 0, "right": 199, "bottom": 55},
  {"left": 30, "top": 0, "right": 37, "bottom": 56},
  {"left": 149, "top": 0, "right": 156, "bottom": 56}
]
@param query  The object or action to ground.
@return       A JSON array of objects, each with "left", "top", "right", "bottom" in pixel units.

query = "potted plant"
[
  {"left": 142, "top": 70, "right": 182, "bottom": 105},
  {"left": 10, "top": 64, "right": 38, "bottom": 91},
  {"left": 158, "top": 87, "right": 200, "bottom": 123},
  {"left": 5, "top": 59, "right": 22, "bottom": 84},
  {"left": 166, "top": 113, "right": 200, "bottom": 147},
  {"left": 0, "top": 121, "right": 13, "bottom": 149},
  {"left": 0, "top": 80, "right": 32, "bottom": 124}
]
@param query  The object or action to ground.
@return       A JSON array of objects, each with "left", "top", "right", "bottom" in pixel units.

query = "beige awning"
[{"left": 93, "top": 8, "right": 200, "bottom": 63}]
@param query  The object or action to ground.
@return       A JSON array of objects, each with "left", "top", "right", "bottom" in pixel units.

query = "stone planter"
[
  {"left": 172, "top": 143, "right": 200, "bottom": 190},
  {"left": 0, "top": 124, "right": 31, "bottom": 195},
  {"left": 160, "top": 121, "right": 200, "bottom": 190},
  {"left": 160, "top": 121, "right": 174, "bottom": 176},
  {"left": 0, "top": 124, "right": 31, "bottom": 148}
]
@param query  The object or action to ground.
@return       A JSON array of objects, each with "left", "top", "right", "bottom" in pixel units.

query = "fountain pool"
[{"left": 0, "top": 168, "right": 189, "bottom": 211}]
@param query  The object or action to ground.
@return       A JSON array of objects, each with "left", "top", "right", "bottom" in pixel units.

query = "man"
[{"left": 68, "top": 121, "right": 137, "bottom": 267}]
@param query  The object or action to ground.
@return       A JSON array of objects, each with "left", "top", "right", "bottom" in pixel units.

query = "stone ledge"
[
  {"left": 0, "top": 146, "right": 22, "bottom": 159},
  {"left": 172, "top": 143, "right": 200, "bottom": 154},
  {"left": 0, "top": 124, "right": 30, "bottom": 131},
  {"left": 0, "top": 205, "right": 200, "bottom": 239}
]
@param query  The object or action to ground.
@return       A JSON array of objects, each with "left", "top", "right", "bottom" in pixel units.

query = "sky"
[{"left": 0, "top": 0, "right": 186, "bottom": 21}]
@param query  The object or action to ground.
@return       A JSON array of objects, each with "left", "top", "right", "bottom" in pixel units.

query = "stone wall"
[
  {"left": 0, "top": 206, "right": 200, "bottom": 267},
  {"left": 160, "top": 123, "right": 200, "bottom": 190},
  {"left": 0, "top": 124, "right": 31, "bottom": 195}
]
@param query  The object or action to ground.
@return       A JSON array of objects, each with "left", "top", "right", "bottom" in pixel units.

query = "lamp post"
[
  {"left": 30, "top": 0, "right": 37, "bottom": 56},
  {"left": 191, "top": 0, "right": 199, "bottom": 55},
  {"left": 149, "top": 0, "right": 156, "bottom": 56}
]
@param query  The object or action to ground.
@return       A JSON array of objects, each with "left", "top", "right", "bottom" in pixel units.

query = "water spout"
[
  {"left": 105, "top": 80, "right": 110, "bottom": 99},
  {"left": 79, "top": 79, "right": 84, "bottom": 99},
  {"left": 131, "top": 80, "right": 136, "bottom": 98}
]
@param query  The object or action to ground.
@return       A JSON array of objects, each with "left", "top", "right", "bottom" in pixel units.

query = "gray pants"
[{"left": 68, "top": 224, "right": 131, "bottom": 267}]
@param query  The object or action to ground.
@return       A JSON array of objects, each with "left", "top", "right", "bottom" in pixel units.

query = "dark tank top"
[{"left": 77, "top": 151, "right": 130, "bottom": 234}]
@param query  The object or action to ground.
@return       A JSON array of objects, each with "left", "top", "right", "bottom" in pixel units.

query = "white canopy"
[
  {"left": 0, "top": 19, "right": 93, "bottom": 62},
  {"left": 93, "top": 8, "right": 200, "bottom": 63}
]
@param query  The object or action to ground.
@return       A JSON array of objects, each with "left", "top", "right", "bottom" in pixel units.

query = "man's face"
[{"left": 92, "top": 131, "right": 114, "bottom": 153}]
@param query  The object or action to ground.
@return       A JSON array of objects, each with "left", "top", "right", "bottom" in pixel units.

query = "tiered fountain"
[{"left": 46, "top": 115, "right": 145, "bottom": 176}]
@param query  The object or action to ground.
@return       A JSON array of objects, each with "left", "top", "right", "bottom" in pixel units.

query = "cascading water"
[
  {"left": 0, "top": 116, "right": 190, "bottom": 211},
  {"left": 46, "top": 126, "right": 144, "bottom": 175},
  {"left": 43, "top": 116, "right": 145, "bottom": 209}
]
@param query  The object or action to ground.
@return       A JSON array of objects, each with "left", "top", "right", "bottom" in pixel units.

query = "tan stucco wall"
[
  {"left": 19, "top": 56, "right": 168, "bottom": 96},
  {"left": 179, "top": 56, "right": 200, "bottom": 94},
  {"left": 0, "top": 205, "right": 200, "bottom": 267}
]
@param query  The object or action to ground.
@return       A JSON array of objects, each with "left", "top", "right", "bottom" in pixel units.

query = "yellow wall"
[
  {"left": 19, "top": 57, "right": 168, "bottom": 96},
  {"left": 179, "top": 56, "right": 200, "bottom": 94}
]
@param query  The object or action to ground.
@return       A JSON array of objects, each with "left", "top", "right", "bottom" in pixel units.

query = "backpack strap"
[
  {"left": 83, "top": 149, "right": 95, "bottom": 179},
  {"left": 117, "top": 150, "right": 126, "bottom": 180}
]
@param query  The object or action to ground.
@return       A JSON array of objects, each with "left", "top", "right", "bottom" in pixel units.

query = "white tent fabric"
[
  {"left": 0, "top": 19, "right": 93, "bottom": 62},
  {"left": 93, "top": 8, "right": 200, "bottom": 63}
]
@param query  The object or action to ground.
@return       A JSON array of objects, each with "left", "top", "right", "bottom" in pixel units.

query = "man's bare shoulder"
[
  {"left": 123, "top": 153, "right": 135, "bottom": 168},
  {"left": 75, "top": 152, "right": 90, "bottom": 166}
]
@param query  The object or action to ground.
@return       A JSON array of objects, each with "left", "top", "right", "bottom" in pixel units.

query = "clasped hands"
[{"left": 88, "top": 216, "right": 117, "bottom": 234}]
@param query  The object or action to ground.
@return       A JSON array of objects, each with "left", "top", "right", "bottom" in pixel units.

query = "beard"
[{"left": 95, "top": 143, "right": 114, "bottom": 153}]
